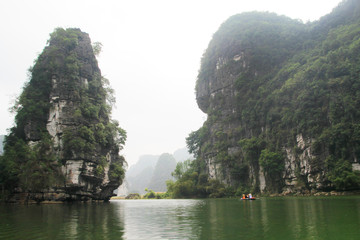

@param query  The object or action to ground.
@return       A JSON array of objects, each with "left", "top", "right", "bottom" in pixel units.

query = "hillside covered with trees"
[
  {"left": 168, "top": 0, "right": 360, "bottom": 198},
  {"left": 0, "top": 28, "right": 126, "bottom": 202}
]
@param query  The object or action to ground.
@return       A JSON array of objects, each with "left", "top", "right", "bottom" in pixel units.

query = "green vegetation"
[
  {"left": 166, "top": 159, "right": 235, "bottom": 198},
  {"left": 172, "top": 0, "right": 360, "bottom": 197},
  {"left": 259, "top": 150, "right": 285, "bottom": 192},
  {"left": 143, "top": 188, "right": 156, "bottom": 198},
  {"left": 0, "top": 28, "right": 126, "bottom": 200},
  {"left": 326, "top": 157, "right": 360, "bottom": 190},
  {"left": 125, "top": 193, "right": 141, "bottom": 199},
  {"left": 123, "top": 189, "right": 169, "bottom": 199},
  {"left": 0, "top": 132, "right": 63, "bottom": 197}
]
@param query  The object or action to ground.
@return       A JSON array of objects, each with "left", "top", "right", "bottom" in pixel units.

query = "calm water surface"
[{"left": 0, "top": 197, "right": 359, "bottom": 239}]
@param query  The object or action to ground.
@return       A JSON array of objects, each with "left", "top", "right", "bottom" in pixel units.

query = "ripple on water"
[{"left": 1, "top": 197, "right": 360, "bottom": 239}]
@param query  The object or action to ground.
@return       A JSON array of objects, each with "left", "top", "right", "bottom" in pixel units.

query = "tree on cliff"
[{"left": 0, "top": 28, "right": 126, "bottom": 202}]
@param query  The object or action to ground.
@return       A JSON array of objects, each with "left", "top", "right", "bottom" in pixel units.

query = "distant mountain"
[
  {"left": 127, "top": 166, "right": 155, "bottom": 194},
  {"left": 125, "top": 155, "right": 158, "bottom": 194},
  {"left": 173, "top": 147, "right": 194, "bottom": 162},
  {"left": 126, "top": 154, "right": 158, "bottom": 178},
  {"left": 123, "top": 147, "right": 192, "bottom": 194},
  {"left": 148, "top": 153, "right": 177, "bottom": 192}
]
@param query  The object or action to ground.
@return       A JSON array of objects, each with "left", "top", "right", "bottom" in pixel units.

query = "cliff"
[
  {"left": 148, "top": 153, "right": 177, "bottom": 192},
  {"left": 0, "top": 28, "right": 126, "bottom": 202},
  {"left": 190, "top": 0, "right": 360, "bottom": 194}
]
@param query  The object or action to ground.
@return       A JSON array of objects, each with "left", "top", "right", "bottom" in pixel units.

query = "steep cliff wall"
[
  {"left": 192, "top": 0, "right": 360, "bottom": 194},
  {"left": 1, "top": 28, "right": 126, "bottom": 202}
]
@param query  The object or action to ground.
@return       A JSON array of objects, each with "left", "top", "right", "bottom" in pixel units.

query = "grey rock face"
[{"left": 9, "top": 29, "right": 125, "bottom": 202}]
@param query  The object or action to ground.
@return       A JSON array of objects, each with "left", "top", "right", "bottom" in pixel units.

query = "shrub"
[
  {"left": 143, "top": 189, "right": 156, "bottom": 199},
  {"left": 125, "top": 193, "right": 140, "bottom": 199}
]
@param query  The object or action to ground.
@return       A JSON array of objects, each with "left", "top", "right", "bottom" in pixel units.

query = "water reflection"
[
  {"left": 112, "top": 199, "right": 204, "bottom": 239},
  {"left": 0, "top": 197, "right": 360, "bottom": 239},
  {"left": 256, "top": 197, "right": 360, "bottom": 240},
  {"left": 0, "top": 203, "right": 125, "bottom": 240},
  {"left": 174, "top": 197, "right": 360, "bottom": 240},
  {"left": 197, "top": 199, "right": 266, "bottom": 239}
]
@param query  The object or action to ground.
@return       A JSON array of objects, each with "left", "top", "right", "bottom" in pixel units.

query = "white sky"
[{"left": 0, "top": 0, "right": 342, "bottom": 167}]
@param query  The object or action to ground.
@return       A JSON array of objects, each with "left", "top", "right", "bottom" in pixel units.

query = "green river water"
[{"left": 0, "top": 196, "right": 359, "bottom": 239}]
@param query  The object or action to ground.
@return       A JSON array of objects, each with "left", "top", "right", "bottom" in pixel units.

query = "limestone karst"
[
  {"left": 187, "top": 0, "right": 360, "bottom": 194},
  {"left": 1, "top": 28, "right": 126, "bottom": 202}
]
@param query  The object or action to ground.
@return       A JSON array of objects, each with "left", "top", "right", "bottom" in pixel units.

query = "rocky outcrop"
[
  {"left": 4, "top": 28, "right": 126, "bottom": 203},
  {"left": 194, "top": 1, "right": 360, "bottom": 194},
  {"left": 195, "top": 13, "right": 306, "bottom": 192}
]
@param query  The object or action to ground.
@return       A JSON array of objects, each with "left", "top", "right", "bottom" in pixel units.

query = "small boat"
[{"left": 241, "top": 197, "right": 256, "bottom": 200}]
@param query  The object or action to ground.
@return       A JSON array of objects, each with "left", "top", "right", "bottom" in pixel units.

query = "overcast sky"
[{"left": 0, "top": 0, "right": 342, "bottom": 167}]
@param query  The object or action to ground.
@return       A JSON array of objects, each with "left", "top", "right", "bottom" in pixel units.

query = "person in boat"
[
  {"left": 242, "top": 194, "right": 246, "bottom": 199},
  {"left": 249, "top": 193, "right": 252, "bottom": 199}
]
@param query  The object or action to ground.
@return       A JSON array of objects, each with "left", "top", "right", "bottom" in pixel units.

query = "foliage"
[
  {"left": 142, "top": 188, "right": 169, "bottom": 199},
  {"left": 186, "top": 126, "right": 209, "bottom": 158},
  {"left": 166, "top": 159, "right": 231, "bottom": 198},
  {"left": 259, "top": 149, "right": 285, "bottom": 192},
  {"left": 92, "top": 41, "right": 103, "bottom": 56},
  {"left": 155, "top": 192, "right": 170, "bottom": 199},
  {"left": 239, "top": 138, "right": 265, "bottom": 163},
  {"left": 109, "top": 159, "right": 125, "bottom": 182},
  {"left": 0, "top": 28, "right": 126, "bottom": 197},
  {"left": 125, "top": 193, "right": 141, "bottom": 199},
  {"left": 172, "top": 159, "right": 192, "bottom": 180},
  {"left": 0, "top": 138, "right": 21, "bottom": 196},
  {"left": 259, "top": 150, "right": 285, "bottom": 176},
  {"left": 0, "top": 133, "right": 62, "bottom": 194},
  {"left": 191, "top": 0, "right": 360, "bottom": 193},
  {"left": 62, "top": 121, "right": 126, "bottom": 159},
  {"left": 95, "top": 156, "right": 107, "bottom": 177},
  {"left": 143, "top": 188, "right": 156, "bottom": 199},
  {"left": 326, "top": 157, "right": 360, "bottom": 190}
]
